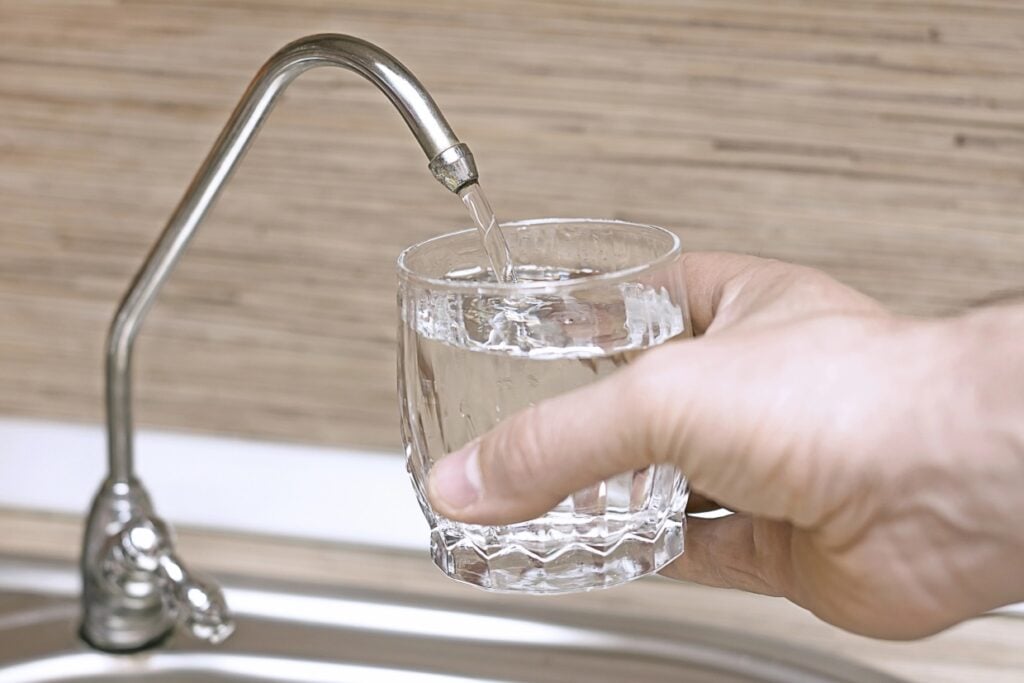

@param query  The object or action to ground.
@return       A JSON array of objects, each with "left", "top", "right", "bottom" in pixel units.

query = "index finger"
[{"left": 679, "top": 252, "right": 771, "bottom": 334}]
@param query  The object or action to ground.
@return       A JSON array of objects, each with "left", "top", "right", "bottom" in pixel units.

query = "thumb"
[{"left": 426, "top": 351, "right": 670, "bottom": 526}]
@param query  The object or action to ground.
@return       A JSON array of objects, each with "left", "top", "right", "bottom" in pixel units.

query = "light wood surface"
[
  {"left": 1, "top": 1, "right": 1022, "bottom": 450},
  {"left": 2, "top": 508, "right": 1022, "bottom": 683}
]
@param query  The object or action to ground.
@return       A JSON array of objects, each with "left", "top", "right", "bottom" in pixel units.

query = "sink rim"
[{"left": 0, "top": 554, "right": 908, "bottom": 683}]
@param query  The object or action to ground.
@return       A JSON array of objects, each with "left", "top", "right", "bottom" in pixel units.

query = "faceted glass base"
[{"left": 430, "top": 513, "right": 685, "bottom": 594}]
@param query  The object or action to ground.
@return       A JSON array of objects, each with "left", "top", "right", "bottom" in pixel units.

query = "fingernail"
[{"left": 429, "top": 443, "right": 483, "bottom": 511}]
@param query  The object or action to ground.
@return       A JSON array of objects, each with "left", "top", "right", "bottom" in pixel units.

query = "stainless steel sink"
[{"left": 0, "top": 555, "right": 906, "bottom": 683}]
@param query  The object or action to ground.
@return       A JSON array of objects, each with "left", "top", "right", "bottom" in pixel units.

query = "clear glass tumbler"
[{"left": 398, "top": 218, "right": 691, "bottom": 594}]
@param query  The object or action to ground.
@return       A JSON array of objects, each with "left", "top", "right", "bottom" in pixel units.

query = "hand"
[{"left": 427, "top": 253, "right": 1024, "bottom": 639}]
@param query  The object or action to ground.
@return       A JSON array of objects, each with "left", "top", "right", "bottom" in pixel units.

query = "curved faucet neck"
[{"left": 103, "top": 33, "right": 477, "bottom": 483}]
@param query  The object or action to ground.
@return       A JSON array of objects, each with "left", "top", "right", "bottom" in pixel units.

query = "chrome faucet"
[{"left": 81, "top": 33, "right": 479, "bottom": 652}]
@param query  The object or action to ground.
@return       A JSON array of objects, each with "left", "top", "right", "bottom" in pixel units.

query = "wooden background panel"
[{"left": 1, "top": 0, "right": 1022, "bottom": 451}]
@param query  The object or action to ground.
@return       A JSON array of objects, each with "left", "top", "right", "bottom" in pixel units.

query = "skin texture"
[{"left": 427, "top": 253, "right": 1024, "bottom": 640}]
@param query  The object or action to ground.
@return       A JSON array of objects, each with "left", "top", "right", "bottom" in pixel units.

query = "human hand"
[{"left": 427, "top": 253, "right": 1024, "bottom": 639}]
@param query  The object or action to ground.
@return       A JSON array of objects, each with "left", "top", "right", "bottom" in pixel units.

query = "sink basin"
[{"left": 0, "top": 555, "right": 906, "bottom": 683}]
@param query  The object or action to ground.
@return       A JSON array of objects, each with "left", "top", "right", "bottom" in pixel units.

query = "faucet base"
[
  {"left": 80, "top": 479, "right": 177, "bottom": 652},
  {"left": 80, "top": 478, "right": 235, "bottom": 651}
]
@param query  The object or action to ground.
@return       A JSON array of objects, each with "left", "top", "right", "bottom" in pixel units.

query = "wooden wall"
[{"left": 2, "top": 0, "right": 1022, "bottom": 451}]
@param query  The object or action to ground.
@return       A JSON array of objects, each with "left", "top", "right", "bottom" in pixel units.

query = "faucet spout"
[{"left": 83, "top": 33, "right": 477, "bottom": 652}]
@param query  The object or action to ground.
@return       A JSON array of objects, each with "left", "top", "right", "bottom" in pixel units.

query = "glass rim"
[{"left": 397, "top": 217, "right": 681, "bottom": 294}]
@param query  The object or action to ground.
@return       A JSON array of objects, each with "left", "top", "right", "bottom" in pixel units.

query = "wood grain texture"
[
  {"left": 1, "top": 0, "right": 1023, "bottom": 450},
  {"left": 3, "top": 508, "right": 1023, "bottom": 683}
]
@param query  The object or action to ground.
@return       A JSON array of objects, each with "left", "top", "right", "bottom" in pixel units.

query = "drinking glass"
[{"left": 398, "top": 218, "right": 691, "bottom": 594}]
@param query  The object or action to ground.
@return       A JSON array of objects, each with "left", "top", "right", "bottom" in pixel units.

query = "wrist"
[
  {"left": 945, "top": 305, "right": 1024, "bottom": 599},
  {"left": 955, "top": 305, "right": 1024, "bottom": 454}
]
